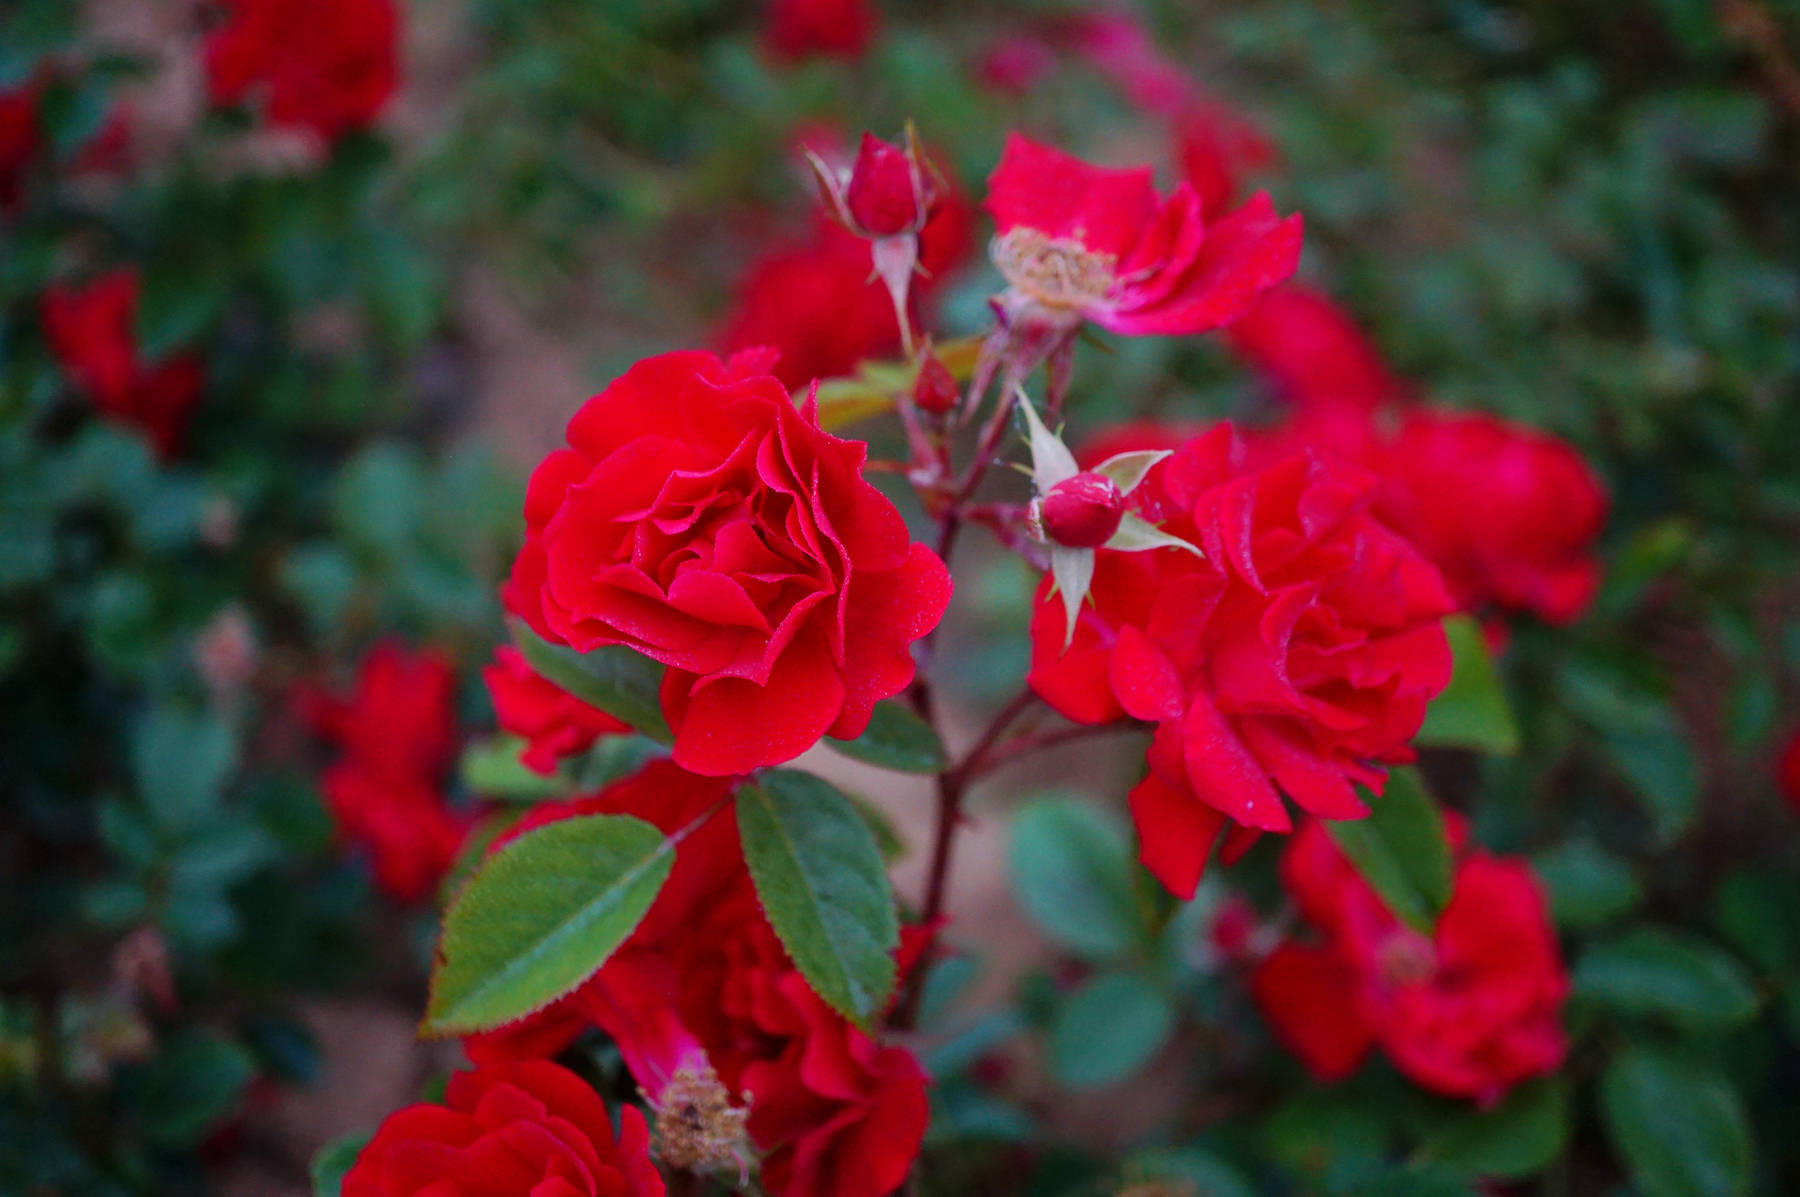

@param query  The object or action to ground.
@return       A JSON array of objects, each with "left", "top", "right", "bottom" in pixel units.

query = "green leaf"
[
  {"left": 1711, "top": 870, "right": 1799, "bottom": 974},
  {"left": 736, "top": 770, "right": 899, "bottom": 1026},
  {"left": 1417, "top": 615, "right": 1519, "bottom": 753},
  {"left": 424, "top": 813, "right": 676, "bottom": 1034},
  {"left": 1326, "top": 768, "right": 1453, "bottom": 935},
  {"left": 1574, "top": 927, "right": 1759, "bottom": 1031},
  {"left": 1600, "top": 1045, "right": 1753, "bottom": 1197},
  {"left": 1008, "top": 796, "right": 1143, "bottom": 959},
  {"left": 311, "top": 1130, "right": 372, "bottom": 1197},
  {"left": 133, "top": 709, "right": 237, "bottom": 833},
  {"left": 1424, "top": 1077, "right": 1569, "bottom": 1179},
  {"left": 460, "top": 735, "right": 569, "bottom": 802},
  {"left": 510, "top": 621, "right": 672, "bottom": 744},
  {"left": 1048, "top": 971, "right": 1175, "bottom": 1089},
  {"left": 126, "top": 1032, "right": 255, "bottom": 1149},
  {"left": 826, "top": 700, "right": 947, "bottom": 773},
  {"left": 1532, "top": 837, "right": 1643, "bottom": 930}
]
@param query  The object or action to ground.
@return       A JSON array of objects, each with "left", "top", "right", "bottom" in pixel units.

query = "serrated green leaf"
[
  {"left": 1008, "top": 796, "right": 1143, "bottom": 959},
  {"left": 424, "top": 814, "right": 675, "bottom": 1034},
  {"left": 1417, "top": 615, "right": 1519, "bottom": 753},
  {"left": 1424, "top": 1077, "right": 1569, "bottom": 1179},
  {"left": 736, "top": 770, "right": 898, "bottom": 1026},
  {"left": 1049, "top": 971, "right": 1175, "bottom": 1089},
  {"left": 827, "top": 699, "right": 947, "bottom": 773},
  {"left": 1326, "top": 768, "right": 1453, "bottom": 934},
  {"left": 1600, "top": 1045, "right": 1753, "bottom": 1197},
  {"left": 510, "top": 621, "right": 672, "bottom": 744},
  {"left": 1574, "top": 927, "right": 1759, "bottom": 1031}
]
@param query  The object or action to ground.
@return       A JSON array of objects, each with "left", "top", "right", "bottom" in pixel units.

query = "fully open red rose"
[
  {"left": 985, "top": 133, "right": 1301, "bottom": 339},
  {"left": 205, "top": 0, "right": 398, "bottom": 142},
  {"left": 1029, "top": 426, "right": 1453, "bottom": 897},
  {"left": 342, "top": 1059, "right": 664, "bottom": 1197},
  {"left": 505, "top": 350, "right": 952, "bottom": 776},
  {"left": 484, "top": 645, "right": 629, "bottom": 776},
  {"left": 465, "top": 762, "right": 928, "bottom": 1197},
  {"left": 41, "top": 271, "right": 204, "bottom": 458},
  {"left": 1373, "top": 409, "right": 1608, "bottom": 625},
  {"left": 1252, "top": 818, "right": 1568, "bottom": 1102}
]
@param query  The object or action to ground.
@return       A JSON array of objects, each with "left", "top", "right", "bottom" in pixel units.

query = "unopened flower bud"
[
  {"left": 808, "top": 129, "right": 937, "bottom": 240},
  {"left": 1040, "top": 470, "right": 1126, "bottom": 548},
  {"left": 911, "top": 346, "right": 959, "bottom": 415}
]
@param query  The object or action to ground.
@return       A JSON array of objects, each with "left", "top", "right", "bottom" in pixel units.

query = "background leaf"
[
  {"left": 1008, "top": 796, "right": 1144, "bottom": 959},
  {"left": 1600, "top": 1045, "right": 1753, "bottom": 1197},
  {"left": 737, "top": 770, "right": 898, "bottom": 1025},
  {"left": 1049, "top": 971, "right": 1175, "bottom": 1089},
  {"left": 1424, "top": 1077, "right": 1569, "bottom": 1179},
  {"left": 827, "top": 700, "right": 947, "bottom": 773},
  {"left": 1574, "top": 927, "right": 1759, "bottom": 1031},
  {"left": 1327, "top": 768, "right": 1453, "bottom": 934}
]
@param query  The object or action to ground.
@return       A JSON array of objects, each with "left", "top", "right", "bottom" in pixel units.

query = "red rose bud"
[
  {"left": 911, "top": 345, "right": 959, "bottom": 414},
  {"left": 1040, "top": 471, "right": 1126, "bottom": 547},
  {"left": 846, "top": 131, "right": 928, "bottom": 236}
]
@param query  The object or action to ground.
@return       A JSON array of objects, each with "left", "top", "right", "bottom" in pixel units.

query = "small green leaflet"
[
  {"left": 737, "top": 770, "right": 899, "bottom": 1026},
  {"left": 424, "top": 813, "right": 676, "bottom": 1034},
  {"left": 510, "top": 620, "right": 672, "bottom": 744},
  {"left": 827, "top": 700, "right": 948, "bottom": 773},
  {"left": 1417, "top": 615, "right": 1519, "bottom": 754},
  {"left": 1327, "top": 767, "right": 1454, "bottom": 935}
]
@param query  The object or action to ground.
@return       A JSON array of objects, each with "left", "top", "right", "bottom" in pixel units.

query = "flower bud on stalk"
[{"left": 807, "top": 127, "right": 941, "bottom": 356}]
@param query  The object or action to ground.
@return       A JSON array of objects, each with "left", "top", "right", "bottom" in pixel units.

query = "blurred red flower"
[
  {"left": 505, "top": 351, "right": 952, "bottom": 776},
  {"left": 1029, "top": 425, "right": 1453, "bottom": 897},
  {"left": 1253, "top": 818, "right": 1568, "bottom": 1102},
  {"left": 1373, "top": 410, "right": 1608, "bottom": 625},
  {"left": 466, "top": 762, "right": 928, "bottom": 1197},
  {"left": 342, "top": 1059, "right": 664, "bottom": 1197},
  {"left": 298, "top": 641, "right": 466, "bottom": 902},
  {"left": 1779, "top": 724, "right": 1800, "bottom": 813},
  {"left": 483, "top": 645, "right": 629, "bottom": 776},
  {"left": 985, "top": 133, "right": 1301, "bottom": 339},
  {"left": 41, "top": 270, "right": 204, "bottom": 458},
  {"left": 204, "top": 0, "right": 398, "bottom": 142},
  {"left": 1, "top": 82, "right": 41, "bottom": 207},
  {"left": 764, "top": 0, "right": 878, "bottom": 62},
  {"left": 1174, "top": 101, "right": 1279, "bottom": 222},
  {"left": 1226, "top": 283, "right": 1404, "bottom": 415}
]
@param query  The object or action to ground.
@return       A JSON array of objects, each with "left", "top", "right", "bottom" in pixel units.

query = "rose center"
[
  {"left": 991, "top": 227, "right": 1116, "bottom": 310},
  {"left": 652, "top": 1060, "right": 750, "bottom": 1175}
]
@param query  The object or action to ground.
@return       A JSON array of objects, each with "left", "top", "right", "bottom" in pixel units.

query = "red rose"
[
  {"left": 204, "top": 0, "right": 398, "bottom": 143},
  {"left": 465, "top": 762, "right": 928, "bottom": 1197},
  {"left": 484, "top": 645, "right": 629, "bottom": 776},
  {"left": 320, "top": 763, "right": 467, "bottom": 903},
  {"left": 299, "top": 642, "right": 466, "bottom": 901},
  {"left": 1029, "top": 425, "right": 1454, "bottom": 897},
  {"left": 1, "top": 82, "right": 41, "bottom": 208},
  {"left": 1252, "top": 819, "right": 1569, "bottom": 1102},
  {"left": 985, "top": 133, "right": 1301, "bottom": 340},
  {"left": 1174, "top": 101, "right": 1278, "bottom": 222},
  {"left": 1373, "top": 409, "right": 1608, "bottom": 625},
  {"left": 1225, "top": 284, "right": 1403, "bottom": 415},
  {"left": 343, "top": 1059, "right": 664, "bottom": 1197},
  {"left": 764, "top": 0, "right": 878, "bottom": 62},
  {"left": 299, "top": 641, "right": 458, "bottom": 783},
  {"left": 41, "top": 270, "right": 204, "bottom": 458},
  {"left": 504, "top": 351, "right": 952, "bottom": 777}
]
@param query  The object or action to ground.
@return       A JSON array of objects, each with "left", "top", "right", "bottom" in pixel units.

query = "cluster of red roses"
[{"left": 23, "top": 0, "right": 400, "bottom": 461}]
